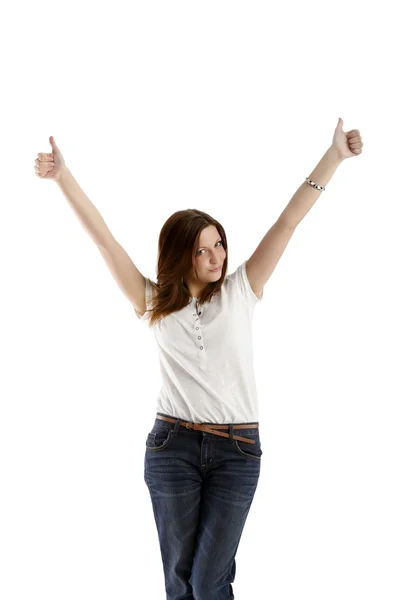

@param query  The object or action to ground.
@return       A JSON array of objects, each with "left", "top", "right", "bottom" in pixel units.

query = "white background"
[{"left": 1, "top": 1, "right": 399, "bottom": 599}]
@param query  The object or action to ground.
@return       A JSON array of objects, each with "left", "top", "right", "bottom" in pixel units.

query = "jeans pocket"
[
  {"left": 233, "top": 433, "right": 263, "bottom": 461},
  {"left": 145, "top": 428, "right": 173, "bottom": 452}
]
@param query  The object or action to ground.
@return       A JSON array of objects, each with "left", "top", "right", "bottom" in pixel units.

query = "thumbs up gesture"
[
  {"left": 331, "top": 118, "right": 364, "bottom": 160},
  {"left": 34, "top": 136, "right": 66, "bottom": 181}
]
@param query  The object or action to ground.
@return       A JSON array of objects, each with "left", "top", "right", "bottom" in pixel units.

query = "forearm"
[
  {"left": 56, "top": 168, "right": 113, "bottom": 248},
  {"left": 280, "top": 146, "right": 344, "bottom": 229}
]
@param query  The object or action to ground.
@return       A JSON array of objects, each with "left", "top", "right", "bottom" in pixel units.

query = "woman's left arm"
[
  {"left": 245, "top": 119, "right": 363, "bottom": 297},
  {"left": 280, "top": 118, "right": 364, "bottom": 229}
]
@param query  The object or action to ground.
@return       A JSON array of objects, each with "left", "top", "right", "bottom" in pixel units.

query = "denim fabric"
[{"left": 144, "top": 412, "right": 262, "bottom": 600}]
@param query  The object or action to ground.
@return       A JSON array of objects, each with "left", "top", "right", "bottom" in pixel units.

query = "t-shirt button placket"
[{"left": 193, "top": 305, "right": 203, "bottom": 349}]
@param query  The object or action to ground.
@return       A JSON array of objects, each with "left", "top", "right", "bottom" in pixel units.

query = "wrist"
[
  {"left": 328, "top": 144, "right": 345, "bottom": 164},
  {"left": 55, "top": 166, "right": 69, "bottom": 183}
]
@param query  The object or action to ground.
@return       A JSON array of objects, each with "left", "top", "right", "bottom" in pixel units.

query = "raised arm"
[{"left": 34, "top": 137, "right": 147, "bottom": 315}]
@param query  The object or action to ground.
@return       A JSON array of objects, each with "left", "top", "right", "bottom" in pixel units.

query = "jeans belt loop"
[
  {"left": 173, "top": 418, "right": 181, "bottom": 436},
  {"left": 229, "top": 424, "right": 234, "bottom": 441}
]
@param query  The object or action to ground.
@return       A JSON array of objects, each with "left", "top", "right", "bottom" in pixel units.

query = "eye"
[{"left": 198, "top": 240, "right": 223, "bottom": 255}]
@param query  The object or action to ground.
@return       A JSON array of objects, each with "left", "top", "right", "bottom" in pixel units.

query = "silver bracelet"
[{"left": 305, "top": 177, "right": 325, "bottom": 191}]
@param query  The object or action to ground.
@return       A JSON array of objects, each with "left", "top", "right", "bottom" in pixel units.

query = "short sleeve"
[
  {"left": 134, "top": 277, "right": 155, "bottom": 321},
  {"left": 228, "top": 260, "right": 264, "bottom": 304}
]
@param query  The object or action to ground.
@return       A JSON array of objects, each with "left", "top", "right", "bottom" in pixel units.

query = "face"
[{"left": 185, "top": 225, "right": 226, "bottom": 295}]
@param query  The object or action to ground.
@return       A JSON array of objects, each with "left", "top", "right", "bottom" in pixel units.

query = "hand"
[
  {"left": 34, "top": 136, "right": 66, "bottom": 181},
  {"left": 331, "top": 118, "right": 364, "bottom": 160}
]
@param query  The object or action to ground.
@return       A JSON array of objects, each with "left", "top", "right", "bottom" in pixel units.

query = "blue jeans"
[{"left": 144, "top": 412, "right": 263, "bottom": 600}]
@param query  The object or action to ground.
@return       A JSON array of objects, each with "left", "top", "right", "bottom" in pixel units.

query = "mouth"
[{"left": 210, "top": 266, "right": 222, "bottom": 272}]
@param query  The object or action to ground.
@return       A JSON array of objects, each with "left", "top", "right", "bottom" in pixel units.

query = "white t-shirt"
[{"left": 135, "top": 260, "right": 263, "bottom": 424}]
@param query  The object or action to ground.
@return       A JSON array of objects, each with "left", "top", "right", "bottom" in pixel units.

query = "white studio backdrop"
[{"left": 1, "top": 1, "right": 399, "bottom": 599}]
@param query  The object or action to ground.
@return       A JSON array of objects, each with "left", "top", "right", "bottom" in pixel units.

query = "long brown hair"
[{"left": 146, "top": 209, "right": 228, "bottom": 328}]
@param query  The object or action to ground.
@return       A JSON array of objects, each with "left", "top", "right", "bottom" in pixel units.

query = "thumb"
[
  {"left": 49, "top": 136, "right": 58, "bottom": 150},
  {"left": 336, "top": 117, "right": 343, "bottom": 131}
]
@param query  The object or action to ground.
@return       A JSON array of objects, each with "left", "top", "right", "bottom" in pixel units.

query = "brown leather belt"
[{"left": 156, "top": 414, "right": 258, "bottom": 445}]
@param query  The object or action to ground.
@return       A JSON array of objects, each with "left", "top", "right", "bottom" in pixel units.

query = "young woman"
[{"left": 34, "top": 120, "right": 363, "bottom": 599}]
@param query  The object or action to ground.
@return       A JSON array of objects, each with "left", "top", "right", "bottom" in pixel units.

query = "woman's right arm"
[
  {"left": 34, "top": 136, "right": 146, "bottom": 314},
  {"left": 56, "top": 166, "right": 113, "bottom": 249},
  {"left": 56, "top": 167, "right": 147, "bottom": 314}
]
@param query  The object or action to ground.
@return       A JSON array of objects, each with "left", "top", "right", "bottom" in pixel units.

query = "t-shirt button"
[{"left": 200, "top": 346, "right": 203, "bottom": 350}]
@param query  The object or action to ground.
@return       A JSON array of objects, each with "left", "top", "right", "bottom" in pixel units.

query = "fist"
[{"left": 34, "top": 136, "right": 66, "bottom": 181}]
